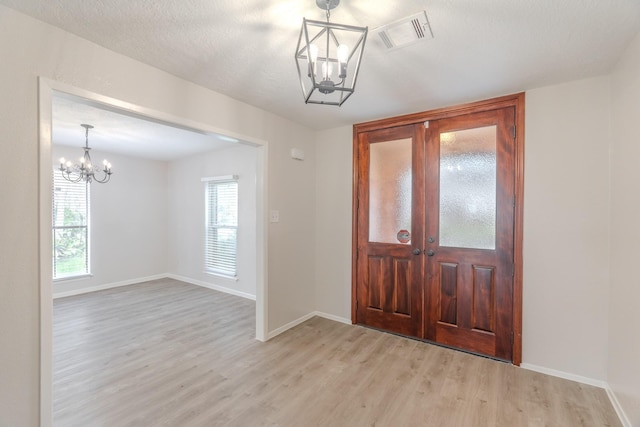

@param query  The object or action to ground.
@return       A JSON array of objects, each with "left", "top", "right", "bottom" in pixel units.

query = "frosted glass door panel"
[
  {"left": 369, "top": 138, "right": 412, "bottom": 244},
  {"left": 439, "top": 126, "right": 496, "bottom": 249}
]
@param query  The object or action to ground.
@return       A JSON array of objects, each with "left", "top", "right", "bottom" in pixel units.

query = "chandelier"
[
  {"left": 295, "top": 0, "right": 368, "bottom": 106},
  {"left": 58, "top": 124, "right": 112, "bottom": 184}
]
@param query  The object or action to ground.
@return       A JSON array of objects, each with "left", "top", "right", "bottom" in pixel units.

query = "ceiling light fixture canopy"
[
  {"left": 59, "top": 124, "right": 113, "bottom": 184},
  {"left": 295, "top": 0, "right": 368, "bottom": 106}
]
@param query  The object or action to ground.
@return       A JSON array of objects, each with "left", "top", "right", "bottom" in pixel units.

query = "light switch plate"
[{"left": 290, "top": 148, "right": 305, "bottom": 161}]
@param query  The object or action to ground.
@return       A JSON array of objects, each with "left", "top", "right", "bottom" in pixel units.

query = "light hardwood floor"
[{"left": 53, "top": 278, "right": 620, "bottom": 426}]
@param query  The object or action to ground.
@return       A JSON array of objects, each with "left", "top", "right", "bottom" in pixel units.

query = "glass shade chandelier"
[
  {"left": 59, "top": 124, "right": 112, "bottom": 184},
  {"left": 295, "top": 0, "right": 368, "bottom": 106}
]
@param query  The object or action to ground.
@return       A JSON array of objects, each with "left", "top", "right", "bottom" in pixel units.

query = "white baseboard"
[
  {"left": 53, "top": 274, "right": 168, "bottom": 299},
  {"left": 314, "top": 311, "right": 352, "bottom": 325},
  {"left": 521, "top": 363, "right": 631, "bottom": 426},
  {"left": 266, "top": 312, "right": 317, "bottom": 340},
  {"left": 53, "top": 273, "right": 257, "bottom": 301},
  {"left": 167, "top": 274, "right": 256, "bottom": 301},
  {"left": 266, "top": 311, "right": 352, "bottom": 340},
  {"left": 520, "top": 363, "right": 607, "bottom": 388},
  {"left": 605, "top": 385, "right": 632, "bottom": 427}
]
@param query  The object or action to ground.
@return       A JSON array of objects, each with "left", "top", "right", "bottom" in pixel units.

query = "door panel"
[
  {"left": 393, "top": 258, "right": 412, "bottom": 315},
  {"left": 438, "top": 262, "right": 458, "bottom": 325},
  {"left": 425, "top": 107, "right": 515, "bottom": 361},
  {"left": 367, "top": 256, "right": 383, "bottom": 310},
  {"left": 356, "top": 124, "right": 425, "bottom": 337},
  {"left": 472, "top": 265, "right": 495, "bottom": 332},
  {"left": 364, "top": 252, "right": 413, "bottom": 315}
]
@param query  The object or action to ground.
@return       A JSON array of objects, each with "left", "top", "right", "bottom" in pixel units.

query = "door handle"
[
  {"left": 427, "top": 250, "right": 435, "bottom": 256},
  {"left": 412, "top": 248, "right": 422, "bottom": 255}
]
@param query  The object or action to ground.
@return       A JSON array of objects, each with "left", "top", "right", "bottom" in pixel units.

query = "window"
[
  {"left": 204, "top": 176, "right": 238, "bottom": 277},
  {"left": 52, "top": 169, "right": 90, "bottom": 279}
]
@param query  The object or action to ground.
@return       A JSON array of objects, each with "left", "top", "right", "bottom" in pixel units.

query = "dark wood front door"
[
  {"left": 354, "top": 98, "right": 520, "bottom": 362},
  {"left": 355, "top": 124, "right": 425, "bottom": 337}
]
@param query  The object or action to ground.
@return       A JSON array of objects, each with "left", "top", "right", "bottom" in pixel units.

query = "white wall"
[
  {"left": 266, "top": 133, "right": 316, "bottom": 330},
  {"left": 523, "top": 77, "right": 611, "bottom": 381},
  {"left": 51, "top": 145, "right": 169, "bottom": 296},
  {"left": 609, "top": 30, "right": 640, "bottom": 426},
  {"left": 0, "top": 5, "right": 315, "bottom": 426},
  {"left": 315, "top": 126, "right": 353, "bottom": 320},
  {"left": 167, "top": 144, "right": 257, "bottom": 298}
]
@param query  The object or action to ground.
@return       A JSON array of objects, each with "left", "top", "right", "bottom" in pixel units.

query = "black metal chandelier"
[
  {"left": 295, "top": 0, "right": 368, "bottom": 106},
  {"left": 58, "top": 124, "right": 113, "bottom": 184}
]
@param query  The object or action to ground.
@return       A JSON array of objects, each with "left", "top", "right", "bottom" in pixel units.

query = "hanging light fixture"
[
  {"left": 295, "top": 0, "right": 368, "bottom": 106},
  {"left": 58, "top": 124, "right": 112, "bottom": 184}
]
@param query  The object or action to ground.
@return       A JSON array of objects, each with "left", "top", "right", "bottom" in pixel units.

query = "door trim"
[{"left": 351, "top": 93, "right": 525, "bottom": 365}]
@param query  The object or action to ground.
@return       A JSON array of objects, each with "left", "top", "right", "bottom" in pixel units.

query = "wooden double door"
[{"left": 353, "top": 102, "right": 520, "bottom": 362}]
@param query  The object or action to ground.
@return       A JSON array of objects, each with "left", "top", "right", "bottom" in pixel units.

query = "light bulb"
[
  {"left": 307, "top": 44, "right": 319, "bottom": 77},
  {"left": 337, "top": 44, "right": 349, "bottom": 64},
  {"left": 59, "top": 157, "right": 65, "bottom": 164},
  {"left": 337, "top": 44, "right": 349, "bottom": 78},
  {"left": 321, "top": 61, "right": 333, "bottom": 80},
  {"left": 309, "top": 44, "right": 318, "bottom": 64}
]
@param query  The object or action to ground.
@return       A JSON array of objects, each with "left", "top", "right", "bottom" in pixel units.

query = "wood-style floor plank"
[{"left": 53, "top": 278, "right": 621, "bottom": 426}]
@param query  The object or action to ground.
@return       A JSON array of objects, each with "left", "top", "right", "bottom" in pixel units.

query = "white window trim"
[
  {"left": 205, "top": 271, "right": 240, "bottom": 282},
  {"left": 53, "top": 273, "right": 93, "bottom": 283},
  {"left": 201, "top": 175, "right": 238, "bottom": 183}
]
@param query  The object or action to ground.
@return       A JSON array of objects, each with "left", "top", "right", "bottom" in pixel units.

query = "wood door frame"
[{"left": 352, "top": 93, "right": 525, "bottom": 365}]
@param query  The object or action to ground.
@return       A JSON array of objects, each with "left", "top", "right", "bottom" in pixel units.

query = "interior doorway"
[
  {"left": 38, "top": 78, "right": 268, "bottom": 425},
  {"left": 352, "top": 94, "right": 524, "bottom": 363}
]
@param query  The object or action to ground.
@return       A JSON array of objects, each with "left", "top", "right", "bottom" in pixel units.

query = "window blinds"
[
  {"left": 204, "top": 177, "right": 238, "bottom": 277},
  {"left": 52, "top": 170, "right": 90, "bottom": 279}
]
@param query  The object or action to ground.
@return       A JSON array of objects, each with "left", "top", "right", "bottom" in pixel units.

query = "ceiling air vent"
[{"left": 373, "top": 11, "right": 433, "bottom": 51}]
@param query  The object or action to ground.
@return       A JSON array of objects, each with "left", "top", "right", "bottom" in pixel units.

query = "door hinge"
[
  {"left": 511, "top": 125, "right": 516, "bottom": 139},
  {"left": 512, "top": 263, "right": 515, "bottom": 277},
  {"left": 511, "top": 331, "right": 514, "bottom": 345}
]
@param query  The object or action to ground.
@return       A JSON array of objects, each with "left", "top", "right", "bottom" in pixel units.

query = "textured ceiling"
[{"left": 3, "top": 0, "right": 640, "bottom": 133}]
